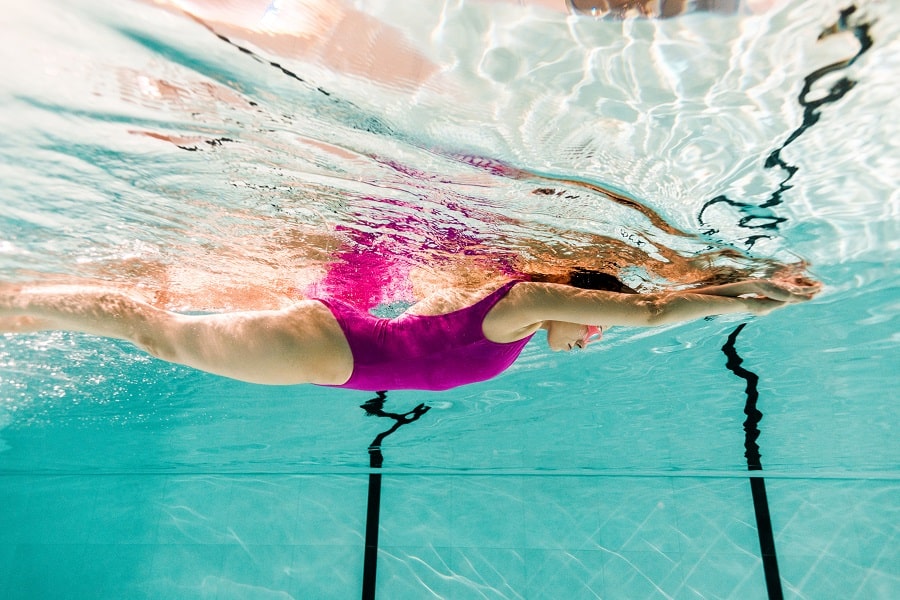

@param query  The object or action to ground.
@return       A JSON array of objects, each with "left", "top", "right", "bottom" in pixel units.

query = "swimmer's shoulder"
[{"left": 405, "top": 277, "right": 512, "bottom": 317}]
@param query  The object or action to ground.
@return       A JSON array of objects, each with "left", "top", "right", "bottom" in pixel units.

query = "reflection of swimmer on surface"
[
  {"left": 150, "top": 0, "right": 780, "bottom": 94},
  {"left": 2, "top": 271, "right": 818, "bottom": 391},
  {"left": 150, "top": 0, "right": 443, "bottom": 91},
  {"left": 563, "top": 0, "right": 779, "bottom": 19}
]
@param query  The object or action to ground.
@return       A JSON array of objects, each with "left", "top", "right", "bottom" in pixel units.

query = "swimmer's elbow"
[
  {"left": 635, "top": 293, "right": 707, "bottom": 326},
  {"left": 640, "top": 295, "right": 669, "bottom": 326},
  {"left": 640, "top": 291, "right": 756, "bottom": 326},
  {"left": 605, "top": 294, "right": 667, "bottom": 327}
]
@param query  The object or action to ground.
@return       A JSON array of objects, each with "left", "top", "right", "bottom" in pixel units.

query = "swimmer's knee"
[{"left": 134, "top": 333, "right": 177, "bottom": 361}]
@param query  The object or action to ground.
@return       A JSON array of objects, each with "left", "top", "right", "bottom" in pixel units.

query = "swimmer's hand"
[
  {"left": 692, "top": 277, "right": 821, "bottom": 304},
  {"left": 746, "top": 277, "right": 822, "bottom": 303},
  {"left": 686, "top": 277, "right": 821, "bottom": 317}
]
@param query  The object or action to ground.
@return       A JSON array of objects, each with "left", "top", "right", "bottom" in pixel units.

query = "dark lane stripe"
[
  {"left": 360, "top": 392, "right": 431, "bottom": 600},
  {"left": 723, "top": 323, "right": 784, "bottom": 600},
  {"left": 362, "top": 470, "right": 382, "bottom": 600}
]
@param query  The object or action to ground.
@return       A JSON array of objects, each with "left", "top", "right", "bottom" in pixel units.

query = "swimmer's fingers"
[
  {"left": 772, "top": 273, "right": 822, "bottom": 296},
  {"left": 757, "top": 279, "right": 821, "bottom": 303},
  {"left": 773, "top": 272, "right": 819, "bottom": 287},
  {"left": 788, "top": 280, "right": 822, "bottom": 299}
]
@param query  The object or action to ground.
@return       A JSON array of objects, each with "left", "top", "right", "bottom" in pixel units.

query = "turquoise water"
[{"left": 1, "top": 0, "right": 897, "bottom": 598}]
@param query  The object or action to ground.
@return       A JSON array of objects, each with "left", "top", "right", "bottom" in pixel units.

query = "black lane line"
[
  {"left": 363, "top": 469, "right": 383, "bottom": 600},
  {"left": 359, "top": 391, "right": 431, "bottom": 600},
  {"left": 722, "top": 323, "right": 783, "bottom": 600}
]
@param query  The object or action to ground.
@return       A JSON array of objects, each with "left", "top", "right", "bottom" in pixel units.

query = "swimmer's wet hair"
[
  {"left": 567, "top": 268, "right": 637, "bottom": 294},
  {"left": 529, "top": 268, "right": 637, "bottom": 294}
]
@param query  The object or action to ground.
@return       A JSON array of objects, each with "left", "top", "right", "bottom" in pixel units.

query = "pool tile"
[
  {"left": 220, "top": 476, "right": 303, "bottom": 545},
  {"left": 145, "top": 543, "right": 227, "bottom": 598},
  {"left": 0, "top": 544, "right": 15, "bottom": 596},
  {"left": 852, "top": 568, "right": 900, "bottom": 600},
  {"left": 602, "top": 549, "right": 686, "bottom": 599},
  {"left": 378, "top": 475, "right": 455, "bottom": 548},
  {"left": 521, "top": 476, "right": 603, "bottom": 550},
  {"left": 291, "top": 543, "right": 362, "bottom": 599},
  {"left": 672, "top": 477, "right": 761, "bottom": 556},
  {"left": 679, "top": 550, "right": 766, "bottom": 600},
  {"left": 595, "top": 477, "right": 680, "bottom": 553},
  {"left": 216, "top": 544, "right": 303, "bottom": 599},
  {"left": 5, "top": 543, "right": 88, "bottom": 600},
  {"left": 448, "top": 476, "right": 526, "bottom": 549},
  {"left": 778, "top": 549, "right": 892, "bottom": 600},
  {"left": 155, "top": 476, "right": 237, "bottom": 545},
  {"left": 16, "top": 476, "right": 99, "bottom": 545},
  {"left": 740, "top": 478, "right": 900, "bottom": 599},
  {"left": 294, "top": 475, "right": 368, "bottom": 546},
  {"left": 378, "top": 545, "right": 525, "bottom": 600},
  {"left": 0, "top": 476, "right": 31, "bottom": 545},
  {"left": 64, "top": 544, "right": 157, "bottom": 600},
  {"left": 523, "top": 549, "right": 606, "bottom": 599},
  {"left": 86, "top": 475, "right": 166, "bottom": 544},
  {"left": 449, "top": 547, "right": 526, "bottom": 599}
]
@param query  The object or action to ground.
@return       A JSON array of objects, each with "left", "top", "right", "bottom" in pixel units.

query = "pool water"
[{"left": 1, "top": 0, "right": 897, "bottom": 598}]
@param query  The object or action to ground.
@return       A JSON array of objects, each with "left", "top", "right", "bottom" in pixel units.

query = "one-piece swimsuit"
[{"left": 315, "top": 281, "right": 532, "bottom": 391}]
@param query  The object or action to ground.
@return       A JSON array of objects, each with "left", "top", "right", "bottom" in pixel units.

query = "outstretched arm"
[
  {"left": 491, "top": 277, "right": 819, "bottom": 334},
  {"left": 681, "top": 277, "right": 821, "bottom": 302}
]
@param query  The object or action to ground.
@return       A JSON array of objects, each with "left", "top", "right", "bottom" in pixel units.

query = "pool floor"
[{"left": 1, "top": 472, "right": 895, "bottom": 598}]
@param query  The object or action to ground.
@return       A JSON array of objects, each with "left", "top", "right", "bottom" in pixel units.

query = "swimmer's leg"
[
  {"left": 1, "top": 285, "right": 351, "bottom": 385},
  {"left": 0, "top": 315, "right": 55, "bottom": 333}
]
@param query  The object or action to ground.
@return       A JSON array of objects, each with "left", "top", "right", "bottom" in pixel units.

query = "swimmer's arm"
[
  {"left": 689, "top": 279, "right": 821, "bottom": 302},
  {"left": 503, "top": 282, "right": 798, "bottom": 330}
]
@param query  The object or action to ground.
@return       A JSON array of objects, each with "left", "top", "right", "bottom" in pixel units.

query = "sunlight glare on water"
[{"left": 5, "top": 0, "right": 882, "bottom": 293}]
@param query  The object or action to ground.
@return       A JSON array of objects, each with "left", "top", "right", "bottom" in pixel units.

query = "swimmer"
[{"left": 1, "top": 274, "right": 818, "bottom": 391}]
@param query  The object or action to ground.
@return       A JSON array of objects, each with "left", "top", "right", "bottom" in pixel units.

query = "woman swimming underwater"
[{"left": 1, "top": 274, "right": 818, "bottom": 391}]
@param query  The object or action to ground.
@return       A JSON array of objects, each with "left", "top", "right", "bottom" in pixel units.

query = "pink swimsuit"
[{"left": 316, "top": 281, "right": 533, "bottom": 391}]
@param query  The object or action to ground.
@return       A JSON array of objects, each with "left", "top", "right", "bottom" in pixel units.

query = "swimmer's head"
[{"left": 544, "top": 321, "right": 604, "bottom": 352}]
